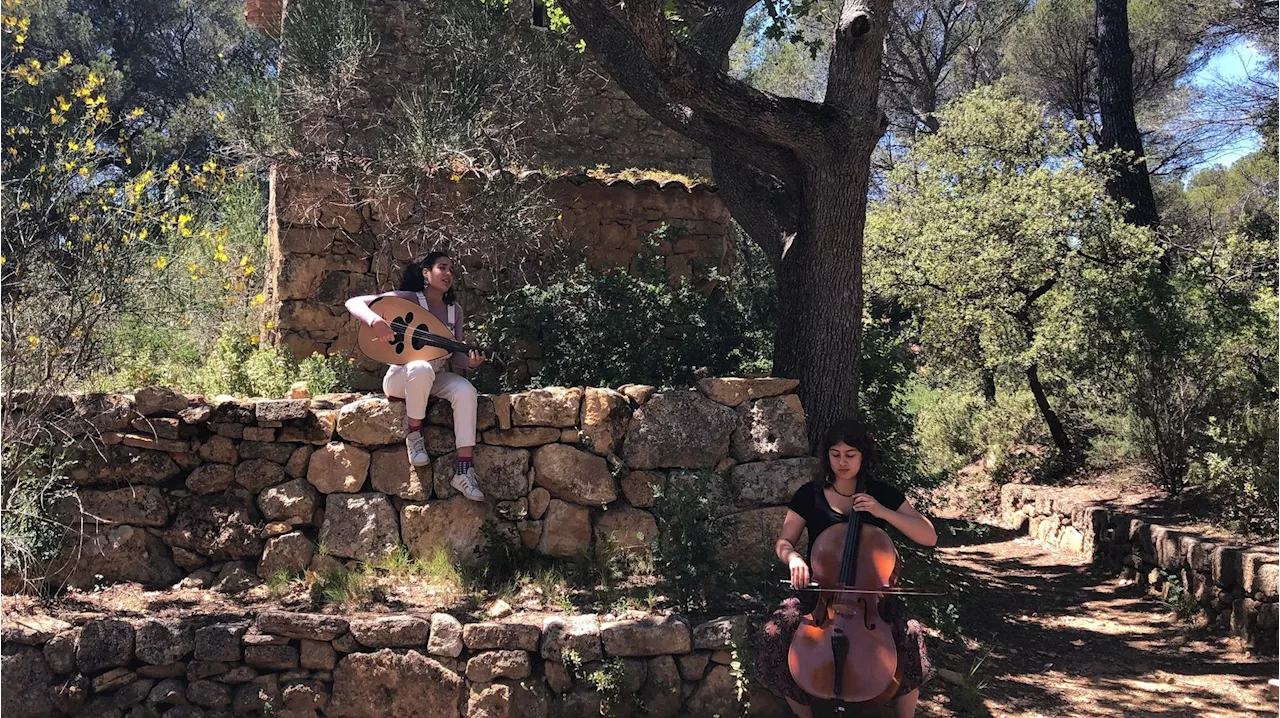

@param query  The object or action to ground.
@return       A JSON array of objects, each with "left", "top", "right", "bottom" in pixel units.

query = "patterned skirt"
[{"left": 755, "top": 596, "right": 934, "bottom": 706}]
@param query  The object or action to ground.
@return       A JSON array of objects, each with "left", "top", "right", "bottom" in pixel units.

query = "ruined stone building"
[{"left": 245, "top": 0, "right": 737, "bottom": 388}]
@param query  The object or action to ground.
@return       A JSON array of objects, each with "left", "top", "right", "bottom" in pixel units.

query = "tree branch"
[{"left": 559, "top": 0, "right": 833, "bottom": 158}]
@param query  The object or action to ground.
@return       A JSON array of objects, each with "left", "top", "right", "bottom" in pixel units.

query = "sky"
[{"left": 1189, "top": 39, "right": 1275, "bottom": 170}]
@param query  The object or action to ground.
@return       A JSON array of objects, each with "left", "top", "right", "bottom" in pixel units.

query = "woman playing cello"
[{"left": 757, "top": 419, "right": 937, "bottom": 717}]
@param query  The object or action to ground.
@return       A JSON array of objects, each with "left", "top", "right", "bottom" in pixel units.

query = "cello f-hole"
[{"left": 858, "top": 597, "right": 876, "bottom": 630}]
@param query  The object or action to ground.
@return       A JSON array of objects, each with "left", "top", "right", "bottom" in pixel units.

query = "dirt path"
[{"left": 916, "top": 521, "right": 1277, "bottom": 717}]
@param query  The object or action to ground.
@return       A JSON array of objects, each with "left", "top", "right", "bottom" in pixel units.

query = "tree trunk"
[
  {"left": 1095, "top": 0, "right": 1160, "bottom": 231},
  {"left": 1026, "top": 362, "right": 1072, "bottom": 458},
  {"left": 981, "top": 369, "right": 997, "bottom": 404},
  {"left": 771, "top": 159, "right": 876, "bottom": 449}
]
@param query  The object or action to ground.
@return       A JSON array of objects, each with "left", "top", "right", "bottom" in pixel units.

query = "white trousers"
[{"left": 382, "top": 361, "right": 478, "bottom": 449}]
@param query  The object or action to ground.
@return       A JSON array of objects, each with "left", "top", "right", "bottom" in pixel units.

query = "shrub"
[
  {"left": 651, "top": 471, "right": 737, "bottom": 613},
  {"left": 0, "top": 445, "right": 75, "bottom": 584},
  {"left": 480, "top": 226, "right": 774, "bottom": 390}
]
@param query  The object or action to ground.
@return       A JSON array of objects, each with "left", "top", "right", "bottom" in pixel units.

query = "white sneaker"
[
  {"left": 451, "top": 468, "right": 485, "bottom": 502},
  {"left": 405, "top": 431, "right": 430, "bottom": 467}
]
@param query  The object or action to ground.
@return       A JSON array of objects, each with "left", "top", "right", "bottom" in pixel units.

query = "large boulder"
[
  {"left": 370, "top": 447, "right": 429, "bottom": 501},
  {"left": 531, "top": 444, "right": 617, "bottom": 505},
  {"left": 77, "top": 486, "right": 170, "bottom": 527},
  {"left": 328, "top": 649, "right": 463, "bottom": 718},
  {"left": 600, "top": 615, "right": 690, "bottom": 657},
  {"left": 319, "top": 493, "right": 400, "bottom": 560},
  {"left": 401, "top": 498, "right": 489, "bottom": 565},
  {"left": 135, "top": 620, "right": 193, "bottom": 665},
  {"left": 349, "top": 616, "right": 430, "bottom": 649},
  {"left": 471, "top": 446, "right": 531, "bottom": 501},
  {"left": 719, "top": 506, "right": 792, "bottom": 572},
  {"left": 579, "top": 388, "right": 631, "bottom": 455},
  {"left": 593, "top": 506, "right": 657, "bottom": 559},
  {"left": 696, "top": 377, "right": 800, "bottom": 406},
  {"left": 726, "top": 458, "right": 819, "bottom": 511},
  {"left": 730, "top": 396, "right": 809, "bottom": 462},
  {"left": 258, "top": 478, "right": 320, "bottom": 525},
  {"left": 186, "top": 463, "right": 236, "bottom": 494},
  {"left": 49, "top": 524, "right": 183, "bottom": 589},
  {"left": 686, "top": 664, "right": 738, "bottom": 717},
  {"left": 258, "top": 531, "right": 316, "bottom": 577},
  {"left": 512, "top": 387, "right": 583, "bottom": 427},
  {"left": 336, "top": 397, "right": 405, "bottom": 446},
  {"left": 308, "top": 442, "right": 370, "bottom": 493},
  {"left": 134, "top": 386, "right": 190, "bottom": 416},
  {"left": 235, "top": 458, "right": 289, "bottom": 493},
  {"left": 279, "top": 410, "right": 337, "bottom": 444},
  {"left": 481, "top": 427, "right": 561, "bottom": 448},
  {"left": 164, "top": 494, "right": 263, "bottom": 560},
  {"left": 74, "top": 393, "right": 136, "bottom": 432},
  {"left": 77, "top": 618, "right": 135, "bottom": 673},
  {"left": 620, "top": 391, "right": 738, "bottom": 470},
  {"left": 537, "top": 500, "right": 591, "bottom": 558},
  {"left": 1, "top": 648, "right": 54, "bottom": 718},
  {"left": 69, "top": 444, "right": 180, "bottom": 485}
]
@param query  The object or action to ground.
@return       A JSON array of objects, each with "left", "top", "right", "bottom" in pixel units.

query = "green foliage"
[
  {"left": 308, "top": 565, "right": 374, "bottom": 608},
  {"left": 650, "top": 471, "right": 736, "bottom": 613},
  {"left": 0, "top": 445, "right": 74, "bottom": 581},
  {"left": 868, "top": 83, "right": 1159, "bottom": 462},
  {"left": 584, "top": 658, "right": 627, "bottom": 709},
  {"left": 481, "top": 226, "right": 774, "bottom": 391},
  {"left": 141, "top": 324, "right": 357, "bottom": 398}
]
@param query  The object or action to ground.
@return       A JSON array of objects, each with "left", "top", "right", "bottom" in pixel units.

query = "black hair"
[
  {"left": 399, "top": 251, "right": 457, "bottom": 304},
  {"left": 813, "top": 418, "right": 880, "bottom": 487}
]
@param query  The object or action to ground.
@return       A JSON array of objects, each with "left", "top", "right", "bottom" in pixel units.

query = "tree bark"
[
  {"left": 557, "top": 0, "right": 891, "bottom": 447},
  {"left": 1026, "top": 363, "right": 1073, "bottom": 459},
  {"left": 1095, "top": 0, "right": 1159, "bottom": 230}
]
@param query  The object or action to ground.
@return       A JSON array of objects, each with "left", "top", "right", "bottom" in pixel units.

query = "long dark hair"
[
  {"left": 813, "top": 419, "right": 880, "bottom": 487},
  {"left": 399, "top": 251, "right": 456, "bottom": 305}
]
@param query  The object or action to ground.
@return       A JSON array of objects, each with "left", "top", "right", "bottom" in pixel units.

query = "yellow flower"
[
  {"left": 0, "top": 256, "right": 6, "bottom": 266},
  {"left": 155, "top": 256, "right": 168, "bottom": 270},
  {"left": 251, "top": 293, "right": 265, "bottom": 306},
  {"left": 50, "top": 112, "right": 64, "bottom": 125},
  {"left": 18, "top": 201, "right": 28, "bottom": 211},
  {"left": 67, "top": 140, "right": 80, "bottom": 151},
  {"left": 243, "top": 265, "right": 255, "bottom": 276},
  {"left": 56, "top": 96, "right": 71, "bottom": 111},
  {"left": 78, "top": 167, "right": 88, "bottom": 177},
  {"left": 215, "top": 111, "right": 225, "bottom": 121},
  {"left": 26, "top": 335, "right": 39, "bottom": 349},
  {"left": 249, "top": 335, "right": 260, "bottom": 345},
  {"left": 129, "top": 107, "right": 145, "bottom": 119},
  {"left": 58, "top": 50, "right": 71, "bottom": 66},
  {"left": 84, "top": 139, "right": 95, "bottom": 152}
]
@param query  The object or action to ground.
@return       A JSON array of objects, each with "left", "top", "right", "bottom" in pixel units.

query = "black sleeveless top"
[{"left": 786, "top": 479, "right": 906, "bottom": 564}]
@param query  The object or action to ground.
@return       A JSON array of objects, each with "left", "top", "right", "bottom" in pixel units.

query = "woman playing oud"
[
  {"left": 757, "top": 419, "right": 937, "bottom": 717},
  {"left": 345, "top": 251, "right": 486, "bottom": 502}
]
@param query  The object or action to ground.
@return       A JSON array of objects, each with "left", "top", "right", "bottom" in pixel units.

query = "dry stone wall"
[
  {"left": 6, "top": 377, "right": 808, "bottom": 595},
  {"left": 1000, "top": 484, "right": 1279, "bottom": 653},
  {"left": 1, "top": 609, "right": 790, "bottom": 718}
]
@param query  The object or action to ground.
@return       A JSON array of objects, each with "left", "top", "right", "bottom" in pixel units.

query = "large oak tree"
[{"left": 556, "top": 0, "right": 891, "bottom": 444}]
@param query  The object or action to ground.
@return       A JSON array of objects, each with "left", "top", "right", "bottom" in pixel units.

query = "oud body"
[{"left": 355, "top": 295, "right": 503, "bottom": 367}]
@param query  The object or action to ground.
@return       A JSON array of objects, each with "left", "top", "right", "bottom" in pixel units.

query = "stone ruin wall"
[
  {"left": 0, "top": 377, "right": 810, "bottom": 716},
  {"left": 266, "top": 169, "right": 736, "bottom": 389},
  {"left": 999, "top": 485, "right": 1279, "bottom": 654},
  {"left": 258, "top": 0, "right": 733, "bottom": 389},
  {"left": 264, "top": 0, "right": 712, "bottom": 177}
]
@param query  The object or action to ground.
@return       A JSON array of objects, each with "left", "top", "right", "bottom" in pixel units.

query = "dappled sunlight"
[{"left": 919, "top": 519, "right": 1275, "bottom": 717}]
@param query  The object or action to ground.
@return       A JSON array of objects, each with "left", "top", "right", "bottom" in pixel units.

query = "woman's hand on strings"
[
  {"left": 467, "top": 350, "right": 486, "bottom": 369},
  {"left": 788, "top": 553, "right": 811, "bottom": 590},
  {"left": 851, "top": 493, "right": 887, "bottom": 518},
  {"left": 370, "top": 318, "right": 395, "bottom": 343}
]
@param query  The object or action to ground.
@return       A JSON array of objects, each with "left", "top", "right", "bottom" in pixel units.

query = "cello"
[{"left": 788, "top": 473, "right": 905, "bottom": 713}]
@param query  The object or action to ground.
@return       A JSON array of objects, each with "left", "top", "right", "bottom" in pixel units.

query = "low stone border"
[
  {"left": 1, "top": 609, "right": 791, "bottom": 717},
  {"left": 1000, "top": 484, "right": 1278, "bottom": 653}
]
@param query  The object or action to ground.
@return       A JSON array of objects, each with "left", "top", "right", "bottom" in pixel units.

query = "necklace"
[{"left": 828, "top": 484, "right": 856, "bottom": 498}]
